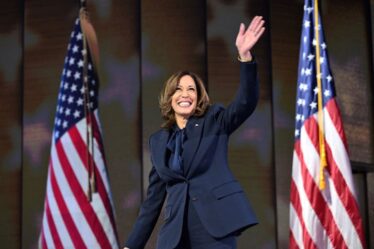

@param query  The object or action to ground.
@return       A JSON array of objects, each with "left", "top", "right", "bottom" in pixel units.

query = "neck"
[{"left": 175, "top": 115, "right": 188, "bottom": 129}]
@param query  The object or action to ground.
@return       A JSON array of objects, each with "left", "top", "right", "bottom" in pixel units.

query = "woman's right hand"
[{"left": 124, "top": 247, "right": 130, "bottom": 249}]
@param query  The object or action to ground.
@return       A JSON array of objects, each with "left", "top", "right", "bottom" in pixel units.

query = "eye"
[{"left": 188, "top": 87, "right": 196, "bottom": 92}]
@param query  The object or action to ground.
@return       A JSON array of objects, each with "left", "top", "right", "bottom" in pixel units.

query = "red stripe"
[
  {"left": 294, "top": 140, "right": 348, "bottom": 249},
  {"left": 50, "top": 162, "right": 87, "bottom": 249},
  {"left": 325, "top": 99, "right": 349, "bottom": 151},
  {"left": 305, "top": 103, "right": 366, "bottom": 248},
  {"left": 69, "top": 124, "right": 118, "bottom": 238},
  {"left": 45, "top": 200, "right": 63, "bottom": 249},
  {"left": 55, "top": 140, "right": 112, "bottom": 248},
  {"left": 290, "top": 179, "right": 318, "bottom": 249},
  {"left": 41, "top": 231, "right": 47, "bottom": 249},
  {"left": 289, "top": 229, "right": 300, "bottom": 249}
]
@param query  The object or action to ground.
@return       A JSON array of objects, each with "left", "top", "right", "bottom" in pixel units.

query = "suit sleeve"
[
  {"left": 125, "top": 138, "right": 166, "bottom": 249},
  {"left": 215, "top": 61, "right": 259, "bottom": 134}
]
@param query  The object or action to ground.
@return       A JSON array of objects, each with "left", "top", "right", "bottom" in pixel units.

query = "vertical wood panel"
[
  {"left": 269, "top": 0, "right": 303, "bottom": 247},
  {"left": 0, "top": 1, "right": 22, "bottom": 248},
  {"left": 207, "top": 0, "right": 276, "bottom": 247},
  {"left": 141, "top": 0, "right": 206, "bottom": 247}
]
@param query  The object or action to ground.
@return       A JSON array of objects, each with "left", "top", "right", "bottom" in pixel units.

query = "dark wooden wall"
[{"left": 0, "top": 0, "right": 372, "bottom": 248}]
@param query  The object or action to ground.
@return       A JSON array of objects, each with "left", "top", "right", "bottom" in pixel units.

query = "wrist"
[{"left": 237, "top": 54, "right": 253, "bottom": 62}]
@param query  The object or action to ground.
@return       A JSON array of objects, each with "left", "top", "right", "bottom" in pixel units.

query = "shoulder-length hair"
[{"left": 159, "top": 71, "right": 210, "bottom": 129}]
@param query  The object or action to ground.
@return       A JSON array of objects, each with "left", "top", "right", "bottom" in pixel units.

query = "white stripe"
[
  {"left": 324, "top": 107, "right": 357, "bottom": 198},
  {"left": 289, "top": 202, "right": 305, "bottom": 249},
  {"left": 63, "top": 132, "right": 117, "bottom": 247},
  {"left": 42, "top": 205, "right": 54, "bottom": 249},
  {"left": 91, "top": 193, "right": 119, "bottom": 248},
  {"left": 61, "top": 133, "right": 88, "bottom": 194},
  {"left": 75, "top": 118, "right": 111, "bottom": 196},
  {"left": 301, "top": 121, "right": 362, "bottom": 248},
  {"left": 51, "top": 142, "right": 100, "bottom": 248},
  {"left": 46, "top": 165, "right": 74, "bottom": 248},
  {"left": 292, "top": 150, "right": 333, "bottom": 249}
]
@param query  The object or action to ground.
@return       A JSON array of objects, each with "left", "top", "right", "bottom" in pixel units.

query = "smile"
[{"left": 178, "top": 101, "right": 192, "bottom": 107}]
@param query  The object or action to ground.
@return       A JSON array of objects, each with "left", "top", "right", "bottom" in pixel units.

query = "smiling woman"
[
  {"left": 124, "top": 16, "right": 265, "bottom": 249},
  {"left": 159, "top": 71, "right": 210, "bottom": 129}
]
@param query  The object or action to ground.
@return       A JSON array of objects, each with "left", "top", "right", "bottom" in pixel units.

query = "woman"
[{"left": 124, "top": 16, "right": 265, "bottom": 249}]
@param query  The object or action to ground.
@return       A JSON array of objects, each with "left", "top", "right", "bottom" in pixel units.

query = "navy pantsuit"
[{"left": 125, "top": 61, "right": 259, "bottom": 249}]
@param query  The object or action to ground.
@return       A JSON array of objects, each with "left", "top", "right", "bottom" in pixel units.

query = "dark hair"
[{"left": 159, "top": 71, "right": 210, "bottom": 129}]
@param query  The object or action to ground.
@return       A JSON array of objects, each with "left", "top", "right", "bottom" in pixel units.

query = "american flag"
[
  {"left": 289, "top": 0, "right": 366, "bottom": 248},
  {"left": 40, "top": 12, "right": 119, "bottom": 249}
]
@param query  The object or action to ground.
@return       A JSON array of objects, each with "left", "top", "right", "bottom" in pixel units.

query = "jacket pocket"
[
  {"left": 163, "top": 205, "right": 172, "bottom": 221},
  {"left": 212, "top": 181, "right": 243, "bottom": 200}
]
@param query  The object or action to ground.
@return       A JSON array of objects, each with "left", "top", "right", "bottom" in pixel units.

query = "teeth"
[{"left": 178, "top": 102, "right": 191, "bottom": 107}]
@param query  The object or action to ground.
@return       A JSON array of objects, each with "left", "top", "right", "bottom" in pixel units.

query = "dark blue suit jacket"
[{"left": 125, "top": 61, "right": 259, "bottom": 249}]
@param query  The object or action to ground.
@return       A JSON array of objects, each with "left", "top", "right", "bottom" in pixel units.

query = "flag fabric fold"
[
  {"left": 40, "top": 10, "right": 119, "bottom": 249},
  {"left": 289, "top": 0, "right": 366, "bottom": 248}
]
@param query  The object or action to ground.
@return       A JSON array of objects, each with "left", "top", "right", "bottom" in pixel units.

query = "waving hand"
[{"left": 235, "top": 16, "right": 265, "bottom": 61}]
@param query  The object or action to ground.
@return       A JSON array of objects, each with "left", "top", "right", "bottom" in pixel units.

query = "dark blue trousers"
[{"left": 175, "top": 197, "right": 237, "bottom": 249}]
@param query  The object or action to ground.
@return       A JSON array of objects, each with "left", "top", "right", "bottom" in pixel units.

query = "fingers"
[
  {"left": 246, "top": 16, "right": 265, "bottom": 37},
  {"left": 237, "top": 23, "right": 245, "bottom": 37}
]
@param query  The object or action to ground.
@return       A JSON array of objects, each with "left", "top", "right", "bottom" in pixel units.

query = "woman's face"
[{"left": 171, "top": 75, "right": 197, "bottom": 120}]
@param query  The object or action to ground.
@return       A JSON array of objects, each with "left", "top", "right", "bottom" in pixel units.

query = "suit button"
[{"left": 191, "top": 197, "right": 198, "bottom": 201}]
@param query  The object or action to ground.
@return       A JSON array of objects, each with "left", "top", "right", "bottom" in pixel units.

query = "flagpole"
[
  {"left": 314, "top": 0, "right": 328, "bottom": 190},
  {"left": 80, "top": 3, "right": 96, "bottom": 201}
]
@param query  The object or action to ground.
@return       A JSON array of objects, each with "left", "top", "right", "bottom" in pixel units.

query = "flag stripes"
[
  {"left": 290, "top": 0, "right": 365, "bottom": 248},
  {"left": 40, "top": 13, "right": 118, "bottom": 248}
]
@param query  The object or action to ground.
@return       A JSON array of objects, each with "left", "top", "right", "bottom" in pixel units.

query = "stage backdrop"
[{"left": 0, "top": 0, "right": 373, "bottom": 248}]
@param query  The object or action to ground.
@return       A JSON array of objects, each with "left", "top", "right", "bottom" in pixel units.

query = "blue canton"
[
  {"left": 294, "top": 0, "right": 336, "bottom": 139},
  {"left": 54, "top": 18, "right": 99, "bottom": 142}
]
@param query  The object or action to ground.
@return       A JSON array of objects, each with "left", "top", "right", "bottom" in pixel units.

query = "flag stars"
[
  {"left": 295, "top": 129, "right": 300, "bottom": 136},
  {"left": 310, "top": 102, "right": 317, "bottom": 109},
  {"left": 55, "top": 131, "right": 59, "bottom": 138},
  {"left": 71, "top": 84, "right": 77, "bottom": 92},
  {"left": 74, "top": 110, "right": 81, "bottom": 118},
  {"left": 69, "top": 57, "right": 75, "bottom": 66},
  {"left": 296, "top": 114, "right": 302, "bottom": 121},
  {"left": 72, "top": 45, "right": 79, "bottom": 53},
  {"left": 68, "top": 96, "right": 74, "bottom": 104},
  {"left": 303, "top": 36, "right": 307, "bottom": 43},
  {"left": 64, "top": 82, "right": 69, "bottom": 90},
  {"left": 65, "top": 108, "right": 71, "bottom": 116},
  {"left": 314, "top": 87, "right": 319, "bottom": 94},
  {"left": 63, "top": 120, "right": 68, "bottom": 129},
  {"left": 304, "top": 20, "right": 310, "bottom": 28},
  {"left": 88, "top": 63, "right": 92, "bottom": 70},
  {"left": 59, "top": 107, "right": 64, "bottom": 114},
  {"left": 91, "top": 79, "right": 96, "bottom": 85},
  {"left": 321, "top": 43, "right": 327, "bottom": 49},
  {"left": 320, "top": 57, "right": 325, "bottom": 64},
  {"left": 78, "top": 60, "right": 84, "bottom": 68},
  {"left": 326, "top": 75, "right": 332, "bottom": 82},
  {"left": 297, "top": 98, "right": 306, "bottom": 106},
  {"left": 81, "top": 49, "right": 87, "bottom": 56},
  {"left": 77, "top": 97, "right": 84, "bottom": 106},
  {"left": 90, "top": 90, "right": 95, "bottom": 97},
  {"left": 76, "top": 32, "right": 83, "bottom": 40},
  {"left": 66, "top": 70, "right": 72, "bottom": 78},
  {"left": 307, "top": 54, "right": 315, "bottom": 61},
  {"left": 305, "top": 68, "right": 312, "bottom": 76},
  {"left": 80, "top": 86, "right": 85, "bottom": 94},
  {"left": 324, "top": 90, "right": 331, "bottom": 97},
  {"left": 74, "top": 72, "right": 81, "bottom": 80},
  {"left": 299, "top": 83, "right": 308, "bottom": 91},
  {"left": 61, "top": 94, "right": 66, "bottom": 102}
]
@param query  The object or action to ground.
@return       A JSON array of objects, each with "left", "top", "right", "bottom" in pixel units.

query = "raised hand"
[{"left": 235, "top": 16, "right": 265, "bottom": 61}]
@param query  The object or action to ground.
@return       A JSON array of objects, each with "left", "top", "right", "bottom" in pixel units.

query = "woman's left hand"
[{"left": 235, "top": 16, "right": 265, "bottom": 61}]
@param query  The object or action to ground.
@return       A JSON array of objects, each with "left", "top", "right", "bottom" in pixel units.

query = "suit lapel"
[{"left": 183, "top": 116, "right": 204, "bottom": 177}]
